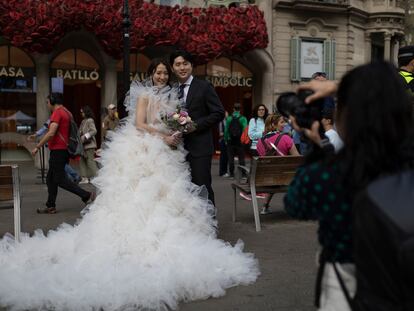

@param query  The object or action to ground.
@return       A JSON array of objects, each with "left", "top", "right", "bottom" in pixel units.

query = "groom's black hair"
[{"left": 169, "top": 50, "right": 194, "bottom": 66}]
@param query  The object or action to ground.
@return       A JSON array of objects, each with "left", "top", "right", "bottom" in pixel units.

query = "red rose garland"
[{"left": 0, "top": 0, "right": 268, "bottom": 63}]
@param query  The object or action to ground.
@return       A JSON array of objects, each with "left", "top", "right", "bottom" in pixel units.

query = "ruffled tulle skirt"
[{"left": 0, "top": 121, "right": 259, "bottom": 311}]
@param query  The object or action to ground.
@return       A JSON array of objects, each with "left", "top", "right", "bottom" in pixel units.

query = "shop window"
[
  {"left": 50, "top": 49, "right": 102, "bottom": 141},
  {"left": 52, "top": 49, "right": 99, "bottom": 70},
  {"left": 0, "top": 45, "right": 36, "bottom": 142},
  {"left": 117, "top": 53, "right": 151, "bottom": 82},
  {"left": 290, "top": 37, "right": 336, "bottom": 81},
  {"left": 160, "top": 0, "right": 182, "bottom": 5},
  {"left": 207, "top": 58, "right": 232, "bottom": 76}
]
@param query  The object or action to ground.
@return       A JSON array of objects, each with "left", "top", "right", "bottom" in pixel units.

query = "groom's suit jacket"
[{"left": 183, "top": 77, "right": 224, "bottom": 158}]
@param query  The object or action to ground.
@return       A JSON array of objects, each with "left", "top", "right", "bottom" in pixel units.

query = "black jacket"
[{"left": 183, "top": 77, "right": 224, "bottom": 157}]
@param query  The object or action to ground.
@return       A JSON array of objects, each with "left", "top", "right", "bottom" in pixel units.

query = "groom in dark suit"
[{"left": 170, "top": 50, "right": 224, "bottom": 206}]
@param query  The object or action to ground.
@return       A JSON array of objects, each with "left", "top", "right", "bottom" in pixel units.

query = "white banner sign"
[{"left": 300, "top": 41, "right": 323, "bottom": 79}]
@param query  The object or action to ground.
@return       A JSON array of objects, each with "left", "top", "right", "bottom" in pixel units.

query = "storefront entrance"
[{"left": 51, "top": 49, "right": 102, "bottom": 146}]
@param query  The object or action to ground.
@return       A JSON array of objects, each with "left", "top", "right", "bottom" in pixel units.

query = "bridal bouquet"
[{"left": 162, "top": 107, "right": 196, "bottom": 135}]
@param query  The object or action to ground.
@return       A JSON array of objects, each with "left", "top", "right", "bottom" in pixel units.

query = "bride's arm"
[{"left": 135, "top": 97, "right": 180, "bottom": 146}]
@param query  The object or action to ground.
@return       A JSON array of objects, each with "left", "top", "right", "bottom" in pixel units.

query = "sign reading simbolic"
[{"left": 206, "top": 75, "right": 253, "bottom": 88}]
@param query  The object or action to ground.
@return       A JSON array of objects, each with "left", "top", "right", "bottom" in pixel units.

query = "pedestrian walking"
[
  {"left": 28, "top": 119, "right": 81, "bottom": 183},
  {"left": 224, "top": 103, "right": 247, "bottom": 178},
  {"left": 79, "top": 105, "right": 99, "bottom": 184},
  {"left": 31, "top": 93, "right": 95, "bottom": 214}
]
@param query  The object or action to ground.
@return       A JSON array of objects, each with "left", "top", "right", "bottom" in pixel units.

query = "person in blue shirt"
[
  {"left": 248, "top": 104, "right": 268, "bottom": 156},
  {"left": 28, "top": 119, "right": 81, "bottom": 183}
]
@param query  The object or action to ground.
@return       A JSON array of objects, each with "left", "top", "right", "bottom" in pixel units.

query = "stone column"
[
  {"left": 384, "top": 32, "right": 392, "bottom": 61},
  {"left": 103, "top": 58, "right": 118, "bottom": 111},
  {"left": 33, "top": 54, "right": 50, "bottom": 169},
  {"left": 392, "top": 37, "right": 400, "bottom": 66},
  {"left": 34, "top": 54, "right": 50, "bottom": 129},
  {"left": 365, "top": 32, "right": 372, "bottom": 63}
]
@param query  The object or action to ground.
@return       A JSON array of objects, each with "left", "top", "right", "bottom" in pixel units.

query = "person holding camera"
[{"left": 281, "top": 62, "right": 414, "bottom": 310}]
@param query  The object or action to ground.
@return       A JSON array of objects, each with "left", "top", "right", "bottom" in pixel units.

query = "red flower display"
[{"left": 0, "top": 0, "right": 268, "bottom": 64}]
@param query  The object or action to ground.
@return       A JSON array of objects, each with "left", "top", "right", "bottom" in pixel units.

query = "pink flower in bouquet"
[
  {"left": 179, "top": 111, "right": 188, "bottom": 117},
  {"left": 178, "top": 116, "right": 188, "bottom": 125}
]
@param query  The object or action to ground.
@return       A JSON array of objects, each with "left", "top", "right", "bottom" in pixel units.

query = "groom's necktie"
[{"left": 178, "top": 84, "right": 187, "bottom": 103}]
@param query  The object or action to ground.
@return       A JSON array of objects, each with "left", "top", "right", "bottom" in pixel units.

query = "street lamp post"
[{"left": 122, "top": 0, "right": 131, "bottom": 102}]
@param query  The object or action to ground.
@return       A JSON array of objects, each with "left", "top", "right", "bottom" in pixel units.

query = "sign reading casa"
[
  {"left": 54, "top": 69, "right": 100, "bottom": 81},
  {"left": 0, "top": 66, "right": 25, "bottom": 77}
]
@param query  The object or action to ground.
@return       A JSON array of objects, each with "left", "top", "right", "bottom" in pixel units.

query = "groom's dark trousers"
[{"left": 183, "top": 77, "right": 224, "bottom": 206}]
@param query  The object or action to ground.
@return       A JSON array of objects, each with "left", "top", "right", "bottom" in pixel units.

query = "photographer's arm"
[{"left": 297, "top": 80, "right": 338, "bottom": 104}]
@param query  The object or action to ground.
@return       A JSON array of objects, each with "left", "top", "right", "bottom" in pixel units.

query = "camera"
[{"left": 276, "top": 90, "right": 325, "bottom": 129}]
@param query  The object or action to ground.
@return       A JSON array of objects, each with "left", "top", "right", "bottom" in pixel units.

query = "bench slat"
[
  {"left": 0, "top": 166, "right": 12, "bottom": 176},
  {"left": 0, "top": 186, "right": 13, "bottom": 201},
  {"left": 0, "top": 176, "right": 13, "bottom": 185}
]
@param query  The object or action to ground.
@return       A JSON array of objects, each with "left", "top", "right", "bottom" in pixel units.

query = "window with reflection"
[
  {"left": 0, "top": 45, "right": 36, "bottom": 139},
  {"left": 50, "top": 49, "right": 102, "bottom": 139}
]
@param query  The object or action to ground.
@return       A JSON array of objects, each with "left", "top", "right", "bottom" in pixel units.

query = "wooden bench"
[
  {"left": 0, "top": 165, "right": 21, "bottom": 242},
  {"left": 231, "top": 156, "right": 303, "bottom": 232}
]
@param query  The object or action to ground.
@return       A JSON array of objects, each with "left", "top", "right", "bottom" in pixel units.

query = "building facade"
[{"left": 0, "top": 0, "right": 406, "bottom": 160}]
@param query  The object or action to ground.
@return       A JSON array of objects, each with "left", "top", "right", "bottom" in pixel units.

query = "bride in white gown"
[{"left": 0, "top": 59, "right": 259, "bottom": 311}]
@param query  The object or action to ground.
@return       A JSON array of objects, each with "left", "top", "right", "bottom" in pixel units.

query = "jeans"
[
  {"left": 219, "top": 138, "right": 228, "bottom": 176},
  {"left": 46, "top": 150, "right": 90, "bottom": 208},
  {"left": 65, "top": 164, "right": 80, "bottom": 182}
]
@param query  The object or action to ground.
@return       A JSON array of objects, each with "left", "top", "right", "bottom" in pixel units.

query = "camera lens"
[{"left": 276, "top": 92, "right": 301, "bottom": 118}]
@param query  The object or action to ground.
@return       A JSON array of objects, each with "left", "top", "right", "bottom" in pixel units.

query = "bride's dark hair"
[{"left": 147, "top": 58, "right": 172, "bottom": 86}]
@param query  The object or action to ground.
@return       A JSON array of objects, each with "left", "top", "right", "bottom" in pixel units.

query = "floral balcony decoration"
[{"left": 0, "top": 0, "right": 268, "bottom": 63}]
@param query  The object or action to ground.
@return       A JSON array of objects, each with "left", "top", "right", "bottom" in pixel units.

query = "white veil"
[{"left": 124, "top": 78, "right": 180, "bottom": 123}]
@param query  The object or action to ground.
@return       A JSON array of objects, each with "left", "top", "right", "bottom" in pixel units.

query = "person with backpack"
[
  {"left": 28, "top": 119, "right": 82, "bottom": 183},
  {"left": 224, "top": 103, "right": 247, "bottom": 178},
  {"left": 256, "top": 114, "right": 299, "bottom": 214},
  {"left": 31, "top": 93, "right": 96, "bottom": 214},
  {"left": 283, "top": 62, "right": 414, "bottom": 311}
]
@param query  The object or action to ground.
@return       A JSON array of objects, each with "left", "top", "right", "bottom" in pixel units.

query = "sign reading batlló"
[
  {"left": 53, "top": 69, "right": 100, "bottom": 81},
  {"left": 205, "top": 75, "right": 253, "bottom": 88}
]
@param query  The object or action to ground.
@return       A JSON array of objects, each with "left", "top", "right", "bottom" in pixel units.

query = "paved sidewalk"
[{"left": 0, "top": 160, "right": 318, "bottom": 311}]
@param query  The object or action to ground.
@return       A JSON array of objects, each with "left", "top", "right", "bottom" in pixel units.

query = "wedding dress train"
[{"left": 0, "top": 83, "right": 259, "bottom": 311}]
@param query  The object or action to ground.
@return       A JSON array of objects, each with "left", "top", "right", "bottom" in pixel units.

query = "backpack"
[
  {"left": 58, "top": 108, "right": 84, "bottom": 158},
  {"left": 333, "top": 170, "right": 414, "bottom": 311},
  {"left": 260, "top": 133, "right": 287, "bottom": 156},
  {"left": 240, "top": 125, "right": 251, "bottom": 146},
  {"left": 228, "top": 116, "right": 243, "bottom": 144}
]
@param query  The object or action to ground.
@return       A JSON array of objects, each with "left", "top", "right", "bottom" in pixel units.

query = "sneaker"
[
  {"left": 260, "top": 206, "right": 273, "bottom": 215},
  {"left": 239, "top": 192, "right": 252, "bottom": 201},
  {"left": 74, "top": 177, "right": 82, "bottom": 184},
  {"left": 78, "top": 178, "right": 89, "bottom": 184},
  {"left": 37, "top": 207, "right": 57, "bottom": 214},
  {"left": 222, "top": 173, "right": 230, "bottom": 178},
  {"left": 256, "top": 193, "right": 268, "bottom": 199}
]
